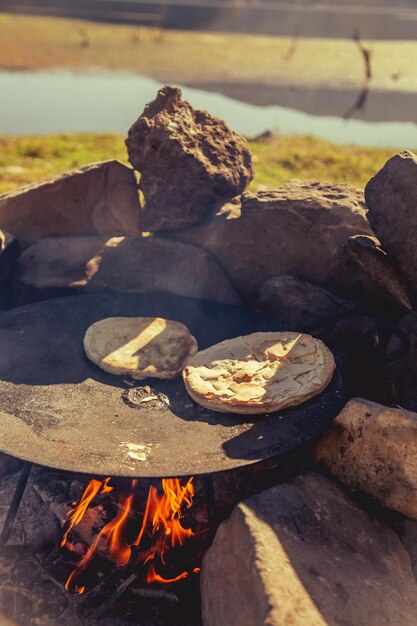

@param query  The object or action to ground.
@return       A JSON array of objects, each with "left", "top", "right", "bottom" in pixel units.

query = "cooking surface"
[{"left": 0, "top": 293, "right": 343, "bottom": 477}]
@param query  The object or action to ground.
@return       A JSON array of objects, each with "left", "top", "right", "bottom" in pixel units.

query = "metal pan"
[{"left": 0, "top": 292, "right": 343, "bottom": 477}]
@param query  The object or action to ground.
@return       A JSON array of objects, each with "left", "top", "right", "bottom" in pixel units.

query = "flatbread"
[
  {"left": 182, "top": 331, "right": 335, "bottom": 414},
  {"left": 84, "top": 317, "right": 198, "bottom": 380}
]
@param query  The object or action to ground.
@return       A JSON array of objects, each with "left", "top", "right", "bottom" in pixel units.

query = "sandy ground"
[
  {"left": 1, "top": 12, "right": 417, "bottom": 93},
  {"left": 2, "top": 12, "right": 417, "bottom": 123}
]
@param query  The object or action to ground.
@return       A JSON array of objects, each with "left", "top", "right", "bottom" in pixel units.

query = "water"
[{"left": 1, "top": 68, "right": 417, "bottom": 148}]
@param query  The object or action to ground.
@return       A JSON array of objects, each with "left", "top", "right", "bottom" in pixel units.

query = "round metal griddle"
[{"left": 0, "top": 293, "right": 343, "bottom": 478}]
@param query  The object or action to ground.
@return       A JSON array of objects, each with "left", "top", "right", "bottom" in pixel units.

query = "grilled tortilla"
[
  {"left": 84, "top": 316, "right": 198, "bottom": 380},
  {"left": 183, "top": 331, "right": 335, "bottom": 414}
]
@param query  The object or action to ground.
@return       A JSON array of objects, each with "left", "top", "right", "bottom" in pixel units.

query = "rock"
[
  {"left": 201, "top": 473, "right": 417, "bottom": 626},
  {"left": 321, "top": 315, "right": 385, "bottom": 401},
  {"left": 12, "top": 235, "right": 241, "bottom": 306},
  {"left": 171, "top": 182, "right": 373, "bottom": 302},
  {"left": 0, "top": 161, "right": 140, "bottom": 247},
  {"left": 313, "top": 398, "right": 417, "bottom": 519},
  {"left": 365, "top": 151, "right": 417, "bottom": 294},
  {"left": 383, "top": 312, "right": 417, "bottom": 404},
  {"left": 397, "top": 517, "right": 417, "bottom": 581},
  {"left": 0, "top": 230, "right": 19, "bottom": 310},
  {"left": 346, "top": 234, "right": 413, "bottom": 311},
  {"left": 0, "top": 230, "right": 19, "bottom": 283},
  {"left": 326, "top": 315, "right": 380, "bottom": 352},
  {"left": 126, "top": 85, "right": 253, "bottom": 231},
  {"left": 259, "top": 275, "right": 355, "bottom": 331}
]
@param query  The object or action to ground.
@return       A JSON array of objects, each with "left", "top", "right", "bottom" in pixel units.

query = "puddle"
[{"left": 1, "top": 69, "right": 417, "bottom": 148}]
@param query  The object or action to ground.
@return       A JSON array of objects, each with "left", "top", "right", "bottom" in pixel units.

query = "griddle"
[{"left": 0, "top": 292, "right": 343, "bottom": 478}]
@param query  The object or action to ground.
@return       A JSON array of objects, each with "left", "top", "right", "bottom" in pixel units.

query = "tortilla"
[
  {"left": 182, "top": 331, "right": 335, "bottom": 414},
  {"left": 84, "top": 316, "right": 198, "bottom": 380}
]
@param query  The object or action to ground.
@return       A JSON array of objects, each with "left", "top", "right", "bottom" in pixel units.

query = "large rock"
[
  {"left": 346, "top": 234, "right": 413, "bottom": 311},
  {"left": 12, "top": 235, "right": 241, "bottom": 306},
  {"left": 365, "top": 151, "right": 417, "bottom": 294},
  {"left": 201, "top": 473, "right": 417, "bottom": 626},
  {"left": 259, "top": 275, "right": 355, "bottom": 331},
  {"left": 314, "top": 398, "right": 417, "bottom": 518},
  {"left": 172, "top": 183, "right": 373, "bottom": 302},
  {"left": 126, "top": 85, "right": 253, "bottom": 231},
  {"left": 0, "top": 161, "right": 140, "bottom": 247}
]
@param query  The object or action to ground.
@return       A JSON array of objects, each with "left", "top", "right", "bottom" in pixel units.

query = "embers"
[{"left": 60, "top": 476, "right": 205, "bottom": 596}]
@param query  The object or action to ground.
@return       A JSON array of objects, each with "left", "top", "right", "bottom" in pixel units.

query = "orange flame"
[
  {"left": 146, "top": 563, "right": 189, "bottom": 584},
  {"left": 61, "top": 477, "right": 113, "bottom": 548},
  {"left": 134, "top": 478, "right": 195, "bottom": 577},
  {"left": 62, "top": 476, "right": 196, "bottom": 592},
  {"left": 65, "top": 491, "right": 134, "bottom": 591}
]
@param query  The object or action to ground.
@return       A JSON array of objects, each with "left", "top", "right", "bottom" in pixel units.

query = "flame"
[
  {"left": 62, "top": 476, "right": 197, "bottom": 592},
  {"left": 64, "top": 482, "right": 135, "bottom": 591},
  {"left": 61, "top": 477, "right": 113, "bottom": 548},
  {"left": 146, "top": 563, "right": 189, "bottom": 584},
  {"left": 134, "top": 478, "right": 195, "bottom": 577}
]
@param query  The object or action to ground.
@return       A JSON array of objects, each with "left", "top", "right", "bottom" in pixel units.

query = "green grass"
[
  {"left": 0, "top": 133, "right": 396, "bottom": 195},
  {"left": 0, "top": 134, "right": 127, "bottom": 193}
]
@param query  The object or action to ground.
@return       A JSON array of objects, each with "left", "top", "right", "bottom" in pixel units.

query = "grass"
[
  {"left": 0, "top": 133, "right": 396, "bottom": 195},
  {"left": 0, "top": 134, "right": 127, "bottom": 193}
]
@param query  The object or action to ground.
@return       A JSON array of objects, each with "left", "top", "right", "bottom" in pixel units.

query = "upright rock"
[
  {"left": 172, "top": 182, "right": 373, "bottom": 302},
  {"left": 365, "top": 151, "right": 417, "bottom": 294},
  {"left": 12, "top": 235, "right": 241, "bottom": 306},
  {"left": 201, "top": 474, "right": 417, "bottom": 626},
  {"left": 346, "top": 234, "right": 413, "bottom": 311},
  {"left": 0, "top": 161, "right": 140, "bottom": 247},
  {"left": 314, "top": 398, "right": 417, "bottom": 518},
  {"left": 259, "top": 275, "right": 355, "bottom": 331},
  {"left": 126, "top": 85, "right": 253, "bottom": 231}
]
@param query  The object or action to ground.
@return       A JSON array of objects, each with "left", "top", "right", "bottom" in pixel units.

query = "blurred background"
[{"left": 1, "top": 0, "right": 417, "bottom": 193}]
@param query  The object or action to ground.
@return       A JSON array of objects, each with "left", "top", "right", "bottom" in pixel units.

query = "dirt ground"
[{"left": 1, "top": 12, "right": 417, "bottom": 94}]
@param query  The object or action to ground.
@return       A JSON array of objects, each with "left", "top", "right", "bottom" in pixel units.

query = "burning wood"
[{"left": 60, "top": 476, "right": 200, "bottom": 594}]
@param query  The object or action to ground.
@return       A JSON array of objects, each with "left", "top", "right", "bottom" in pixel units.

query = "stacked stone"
[{"left": 1, "top": 85, "right": 417, "bottom": 626}]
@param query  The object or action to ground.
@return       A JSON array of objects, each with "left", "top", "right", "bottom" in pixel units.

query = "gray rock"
[
  {"left": 126, "top": 85, "right": 253, "bottom": 231},
  {"left": 365, "top": 151, "right": 417, "bottom": 294},
  {"left": 171, "top": 182, "right": 373, "bottom": 302},
  {"left": 259, "top": 275, "right": 355, "bottom": 331},
  {"left": 12, "top": 235, "right": 241, "bottom": 306},
  {"left": 314, "top": 398, "right": 417, "bottom": 518},
  {"left": 0, "top": 161, "right": 140, "bottom": 247},
  {"left": 346, "top": 234, "right": 413, "bottom": 311},
  {"left": 201, "top": 473, "right": 417, "bottom": 626}
]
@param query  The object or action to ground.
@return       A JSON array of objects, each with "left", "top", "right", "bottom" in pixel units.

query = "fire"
[
  {"left": 61, "top": 477, "right": 113, "bottom": 548},
  {"left": 61, "top": 476, "right": 197, "bottom": 592}
]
